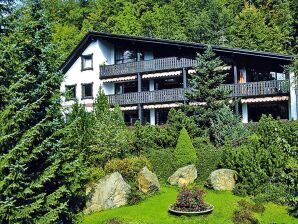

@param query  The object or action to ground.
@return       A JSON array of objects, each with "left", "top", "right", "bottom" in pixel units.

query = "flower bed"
[{"left": 169, "top": 186, "right": 214, "bottom": 215}]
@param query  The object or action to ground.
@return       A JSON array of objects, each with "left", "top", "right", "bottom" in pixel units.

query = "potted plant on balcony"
[{"left": 169, "top": 185, "right": 214, "bottom": 216}]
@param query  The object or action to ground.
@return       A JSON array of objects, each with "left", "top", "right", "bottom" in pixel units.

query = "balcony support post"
[
  {"left": 289, "top": 72, "right": 297, "bottom": 120},
  {"left": 138, "top": 104, "right": 143, "bottom": 123},
  {"left": 233, "top": 64, "right": 239, "bottom": 114},
  {"left": 138, "top": 73, "right": 142, "bottom": 92},
  {"left": 150, "top": 109, "right": 155, "bottom": 125},
  {"left": 242, "top": 103, "right": 248, "bottom": 123},
  {"left": 183, "top": 68, "right": 187, "bottom": 89}
]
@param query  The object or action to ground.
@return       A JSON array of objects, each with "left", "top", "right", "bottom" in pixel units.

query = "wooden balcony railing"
[
  {"left": 108, "top": 88, "right": 187, "bottom": 106},
  {"left": 107, "top": 80, "right": 290, "bottom": 106},
  {"left": 100, "top": 57, "right": 197, "bottom": 78},
  {"left": 220, "top": 80, "right": 290, "bottom": 97}
]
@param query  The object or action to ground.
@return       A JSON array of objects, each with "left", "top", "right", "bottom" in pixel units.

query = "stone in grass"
[
  {"left": 138, "top": 166, "right": 160, "bottom": 194},
  {"left": 168, "top": 164, "right": 197, "bottom": 186},
  {"left": 206, "top": 168, "right": 238, "bottom": 191},
  {"left": 85, "top": 172, "right": 131, "bottom": 214}
]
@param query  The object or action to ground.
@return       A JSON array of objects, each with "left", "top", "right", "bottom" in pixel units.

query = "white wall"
[{"left": 61, "top": 38, "right": 114, "bottom": 108}]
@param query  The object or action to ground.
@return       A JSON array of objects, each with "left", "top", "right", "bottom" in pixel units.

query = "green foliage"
[
  {"left": 144, "top": 148, "right": 176, "bottom": 182},
  {"left": 193, "top": 138, "right": 222, "bottom": 182},
  {"left": 165, "top": 108, "right": 201, "bottom": 147},
  {"left": 185, "top": 46, "right": 231, "bottom": 132},
  {"left": 232, "top": 199, "right": 264, "bottom": 224},
  {"left": 88, "top": 90, "right": 133, "bottom": 167},
  {"left": 221, "top": 116, "right": 297, "bottom": 211},
  {"left": 104, "top": 156, "right": 152, "bottom": 182},
  {"left": 141, "top": 4, "right": 187, "bottom": 40},
  {"left": 127, "top": 182, "right": 146, "bottom": 206},
  {"left": 65, "top": 102, "right": 94, "bottom": 156},
  {"left": 174, "top": 128, "right": 198, "bottom": 168},
  {"left": 0, "top": 1, "right": 87, "bottom": 222},
  {"left": 253, "top": 183, "right": 289, "bottom": 205},
  {"left": 210, "top": 105, "right": 251, "bottom": 146},
  {"left": 88, "top": 167, "right": 106, "bottom": 183}
]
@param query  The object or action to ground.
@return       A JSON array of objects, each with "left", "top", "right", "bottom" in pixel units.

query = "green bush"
[
  {"left": 210, "top": 105, "right": 251, "bottom": 146},
  {"left": 232, "top": 200, "right": 264, "bottom": 224},
  {"left": 164, "top": 108, "right": 202, "bottom": 147},
  {"left": 104, "top": 156, "right": 152, "bottom": 182},
  {"left": 127, "top": 182, "right": 146, "bottom": 205},
  {"left": 253, "top": 183, "right": 289, "bottom": 205},
  {"left": 88, "top": 167, "right": 106, "bottom": 182},
  {"left": 174, "top": 128, "right": 198, "bottom": 168},
  {"left": 144, "top": 148, "right": 176, "bottom": 182},
  {"left": 222, "top": 115, "right": 296, "bottom": 210},
  {"left": 132, "top": 121, "right": 176, "bottom": 153},
  {"left": 193, "top": 137, "right": 222, "bottom": 182}
]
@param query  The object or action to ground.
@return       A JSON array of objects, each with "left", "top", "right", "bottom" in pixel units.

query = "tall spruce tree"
[
  {"left": 185, "top": 46, "right": 231, "bottom": 130},
  {"left": 0, "top": 1, "right": 86, "bottom": 223}
]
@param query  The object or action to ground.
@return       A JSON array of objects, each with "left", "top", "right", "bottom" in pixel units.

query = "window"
[
  {"left": 115, "top": 81, "right": 138, "bottom": 94},
  {"left": 81, "top": 54, "right": 93, "bottom": 71},
  {"left": 115, "top": 47, "right": 144, "bottom": 64},
  {"left": 154, "top": 77, "right": 183, "bottom": 90},
  {"left": 81, "top": 83, "right": 93, "bottom": 99},
  {"left": 65, "top": 85, "right": 76, "bottom": 100}
]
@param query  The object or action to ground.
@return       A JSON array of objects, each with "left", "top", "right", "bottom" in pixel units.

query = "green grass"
[{"left": 81, "top": 185, "right": 297, "bottom": 224}]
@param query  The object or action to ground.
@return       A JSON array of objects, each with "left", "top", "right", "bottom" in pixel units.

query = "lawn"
[{"left": 81, "top": 185, "right": 296, "bottom": 224}]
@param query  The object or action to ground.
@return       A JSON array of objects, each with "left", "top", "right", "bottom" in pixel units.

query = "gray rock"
[
  {"left": 206, "top": 169, "right": 238, "bottom": 190},
  {"left": 168, "top": 165, "right": 197, "bottom": 186},
  {"left": 85, "top": 172, "right": 131, "bottom": 213},
  {"left": 137, "top": 167, "right": 160, "bottom": 194}
]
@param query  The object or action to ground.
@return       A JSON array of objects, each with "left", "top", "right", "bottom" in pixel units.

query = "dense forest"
[{"left": 11, "top": 0, "right": 298, "bottom": 64}]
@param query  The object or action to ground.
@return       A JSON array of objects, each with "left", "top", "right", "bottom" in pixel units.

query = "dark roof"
[{"left": 60, "top": 31, "right": 295, "bottom": 73}]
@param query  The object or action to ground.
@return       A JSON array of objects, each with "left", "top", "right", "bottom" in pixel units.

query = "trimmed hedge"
[
  {"left": 174, "top": 128, "right": 198, "bottom": 168},
  {"left": 144, "top": 148, "right": 176, "bottom": 182}
]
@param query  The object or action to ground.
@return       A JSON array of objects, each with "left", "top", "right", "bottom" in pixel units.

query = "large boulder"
[
  {"left": 85, "top": 172, "right": 131, "bottom": 213},
  {"left": 137, "top": 167, "right": 160, "bottom": 194},
  {"left": 206, "top": 169, "right": 238, "bottom": 191},
  {"left": 168, "top": 165, "right": 197, "bottom": 186}
]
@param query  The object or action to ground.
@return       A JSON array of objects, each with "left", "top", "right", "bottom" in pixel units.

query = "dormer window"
[{"left": 81, "top": 54, "right": 93, "bottom": 71}]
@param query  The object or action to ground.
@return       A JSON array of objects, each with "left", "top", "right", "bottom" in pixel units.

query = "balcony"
[
  {"left": 100, "top": 57, "right": 197, "bottom": 78},
  {"left": 108, "top": 88, "right": 187, "bottom": 106},
  {"left": 220, "top": 80, "right": 290, "bottom": 97},
  {"left": 107, "top": 80, "right": 290, "bottom": 106}
]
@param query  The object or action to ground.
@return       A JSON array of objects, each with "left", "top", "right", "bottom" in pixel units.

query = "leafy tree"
[
  {"left": 0, "top": 1, "right": 86, "bottom": 223},
  {"left": 185, "top": 46, "right": 231, "bottom": 130},
  {"left": 228, "top": 2, "right": 293, "bottom": 54},
  {"left": 174, "top": 128, "right": 198, "bottom": 168},
  {"left": 141, "top": 4, "right": 187, "bottom": 40}
]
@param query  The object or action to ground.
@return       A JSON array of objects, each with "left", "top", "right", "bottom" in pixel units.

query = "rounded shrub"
[
  {"left": 174, "top": 128, "right": 198, "bottom": 168},
  {"left": 104, "top": 156, "right": 152, "bottom": 182}
]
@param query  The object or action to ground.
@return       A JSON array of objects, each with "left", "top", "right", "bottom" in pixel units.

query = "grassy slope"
[{"left": 82, "top": 186, "right": 297, "bottom": 224}]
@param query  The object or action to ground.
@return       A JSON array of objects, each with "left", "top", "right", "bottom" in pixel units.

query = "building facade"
[{"left": 60, "top": 32, "right": 297, "bottom": 125}]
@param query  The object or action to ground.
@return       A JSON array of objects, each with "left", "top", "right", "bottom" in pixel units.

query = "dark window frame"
[
  {"left": 81, "top": 54, "right": 93, "bottom": 71},
  {"left": 81, "top": 82, "right": 94, "bottom": 100},
  {"left": 65, "top": 84, "right": 77, "bottom": 101}
]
